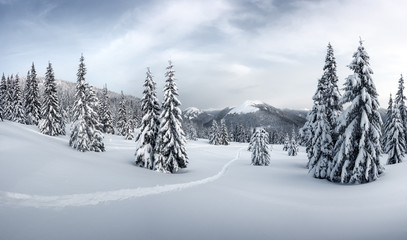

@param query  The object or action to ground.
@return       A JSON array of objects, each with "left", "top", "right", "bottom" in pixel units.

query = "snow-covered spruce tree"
[
  {"left": 69, "top": 55, "right": 105, "bottom": 152},
  {"left": 322, "top": 43, "right": 342, "bottom": 143},
  {"left": 385, "top": 102, "right": 405, "bottom": 165},
  {"left": 116, "top": 91, "right": 127, "bottom": 136},
  {"left": 307, "top": 78, "right": 334, "bottom": 178},
  {"left": 288, "top": 130, "right": 298, "bottom": 156},
  {"left": 124, "top": 113, "right": 134, "bottom": 140},
  {"left": 382, "top": 94, "right": 393, "bottom": 149},
  {"left": 394, "top": 74, "right": 407, "bottom": 149},
  {"left": 251, "top": 128, "right": 271, "bottom": 166},
  {"left": 24, "top": 63, "right": 41, "bottom": 125},
  {"left": 12, "top": 75, "right": 26, "bottom": 124},
  {"left": 209, "top": 120, "right": 220, "bottom": 145},
  {"left": 155, "top": 61, "right": 188, "bottom": 173},
  {"left": 283, "top": 133, "right": 290, "bottom": 151},
  {"left": 219, "top": 120, "right": 230, "bottom": 145},
  {"left": 87, "top": 85, "right": 104, "bottom": 133},
  {"left": 135, "top": 68, "right": 161, "bottom": 169},
  {"left": 330, "top": 40, "right": 384, "bottom": 184},
  {"left": 4, "top": 75, "right": 14, "bottom": 120},
  {"left": 39, "top": 62, "right": 65, "bottom": 136},
  {"left": 98, "top": 85, "right": 115, "bottom": 134}
]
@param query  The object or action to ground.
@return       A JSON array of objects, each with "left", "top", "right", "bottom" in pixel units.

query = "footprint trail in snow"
[{"left": 0, "top": 148, "right": 243, "bottom": 209}]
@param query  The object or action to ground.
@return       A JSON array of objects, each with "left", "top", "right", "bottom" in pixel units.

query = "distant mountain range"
[{"left": 183, "top": 100, "right": 309, "bottom": 134}]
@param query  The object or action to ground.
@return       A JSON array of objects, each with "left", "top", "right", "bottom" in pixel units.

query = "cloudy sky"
[{"left": 1, "top": 0, "right": 406, "bottom": 110}]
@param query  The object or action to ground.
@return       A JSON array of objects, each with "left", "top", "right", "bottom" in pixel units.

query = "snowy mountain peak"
[
  {"left": 183, "top": 107, "right": 203, "bottom": 120},
  {"left": 228, "top": 100, "right": 265, "bottom": 114}
]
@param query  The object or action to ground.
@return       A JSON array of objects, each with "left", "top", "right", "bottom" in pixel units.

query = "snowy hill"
[{"left": 1, "top": 121, "right": 406, "bottom": 240}]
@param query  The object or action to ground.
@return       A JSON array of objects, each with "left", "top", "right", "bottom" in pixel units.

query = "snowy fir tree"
[
  {"left": 250, "top": 128, "right": 271, "bottom": 166},
  {"left": 87, "top": 85, "right": 104, "bottom": 133},
  {"left": 288, "top": 130, "right": 298, "bottom": 156},
  {"left": 135, "top": 68, "right": 161, "bottom": 169},
  {"left": 38, "top": 62, "right": 65, "bottom": 136},
  {"left": 330, "top": 40, "right": 384, "bottom": 184},
  {"left": 98, "top": 85, "right": 115, "bottom": 134},
  {"left": 155, "top": 61, "right": 188, "bottom": 173},
  {"left": 394, "top": 74, "right": 407, "bottom": 148},
  {"left": 283, "top": 133, "right": 290, "bottom": 151},
  {"left": 307, "top": 78, "right": 334, "bottom": 179},
  {"left": 116, "top": 91, "right": 127, "bottom": 136},
  {"left": 301, "top": 43, "right": 340, "bottom": 168},
  {"left": 322, "top": 43, "right": 342, "bottom": 143},
  {"left": 69, "top": 55, "right": 105, "bottom": 152},
  {"left": 4, "top": 75, "right": 14, "bottom": 121},
  {"left": 58, "top": 103, "right": 66, "bottom": 135},
  {"left": 219, "top": 120, "right": 230, "bottom": 145},
  {"left": 382, "top": 94, "right": 393, "bottom": 148},
  {"left": 209, "top": 120, "right": 220, "bottom": 145},
  {"left": 24, "top": 63, "right": 41, "bottom": 125},
  {"left": 124, "top": 113, "right": 134, "bottom": 140},
  {"left": 11, "top": 75, "right": 26, "bottom": 124},
  {"left": 385, "top": 102, "right": 405, "bottom": 165}
]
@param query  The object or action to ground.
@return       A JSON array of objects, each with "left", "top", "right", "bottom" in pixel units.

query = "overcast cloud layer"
[{"left": 1, "top": 0, "right": 406, "bottom": 110}]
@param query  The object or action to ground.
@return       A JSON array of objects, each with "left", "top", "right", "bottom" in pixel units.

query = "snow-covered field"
[{"left": 1, "top": 121, "right": 406, "bottom": 240}]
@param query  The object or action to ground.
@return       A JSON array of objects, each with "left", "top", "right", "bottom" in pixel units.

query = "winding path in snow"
[{"left": 0, "top": 148, "right": 243, "bottom": 209}]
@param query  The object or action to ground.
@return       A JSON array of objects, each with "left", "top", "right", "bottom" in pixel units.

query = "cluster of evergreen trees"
[
  {"left": 209, "top": 120, "right": 230, "bottom": 145},
  {"left": 0, "top": 63, "right": 66, "bottom": 136},
  {"left": 301, "top": 40, "right": 387, "bottom": 184},
  {"left": 135, "top": 62, "right": 188, "bottom": 173},
  {"left": 382, "top": 75, "right": 407, "bottom": 165}
]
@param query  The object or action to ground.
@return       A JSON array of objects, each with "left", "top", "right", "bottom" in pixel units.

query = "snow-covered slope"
[{"left": 1, "top": 121, "right": 406, "bottom": 240}]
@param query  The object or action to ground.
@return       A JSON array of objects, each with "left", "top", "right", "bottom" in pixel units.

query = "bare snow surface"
[{"left": 1, "top": 121, "right": 407, "bottom": 240}]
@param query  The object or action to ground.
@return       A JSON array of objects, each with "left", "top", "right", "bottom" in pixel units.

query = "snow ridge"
[{"left": 0, "top": 148, "right": 244, "bottom": 209}]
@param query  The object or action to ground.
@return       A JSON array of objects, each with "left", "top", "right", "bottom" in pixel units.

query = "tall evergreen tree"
[
  {"left": 307, "top": 78, "right": 334, "bottom": 178},
  {"left": 69, "top": 55, "right": 105, "bottom": 152},
  {"left": 288, "top": 129, "right": 298, "bottom": 156},
  {"left": 385, "top": 103, "right": 405, "bottom": 165},
  {"left": 39, "top": 62, "right": 65, "bottom": 136},
  {"left": 382, "top": 94, "right": 393, "bottom": 148},
  {"left": 116, "top": 91, "right": 127, "bottom": 136},
  {"left": 322, "top": 43, "right": 342, "bottom": 143},
  {"left": 283, "top": 133, "right": 290, "bottom": 151},
  {"left": 395, "top": 74, "right": 407, "bottom": 150},
  {"left": 4, "top": 75, "right": 14, "bottom": 120},
  {"left": 12, "top": 75, "right": 26, "bottom": 124},
  {"left": 124, "top": 113, "right": 134, "bottom": 140},
  {"left": 250, "top": 128, "right": 271, "bottom": 166},
  {"left": 135, "top": 68, "right": 161, "bottom": 169},
  {"left": 330, "top": 40, "right": 384, "bottom": 184},
  {"left": 99, "top": 85, "right": 115, "bottom": 134},
  {"left": 24, "top": 63, "right": 41, "bottom": 125},
  {"left": 219, "top": 120, "right": 230, "bottom": 145},
  {"left": 155, "top": 61, "right": 188, "bottom": 173},
  {"left": 209, "top": 120, "right": 220, "bottom": 145}
]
